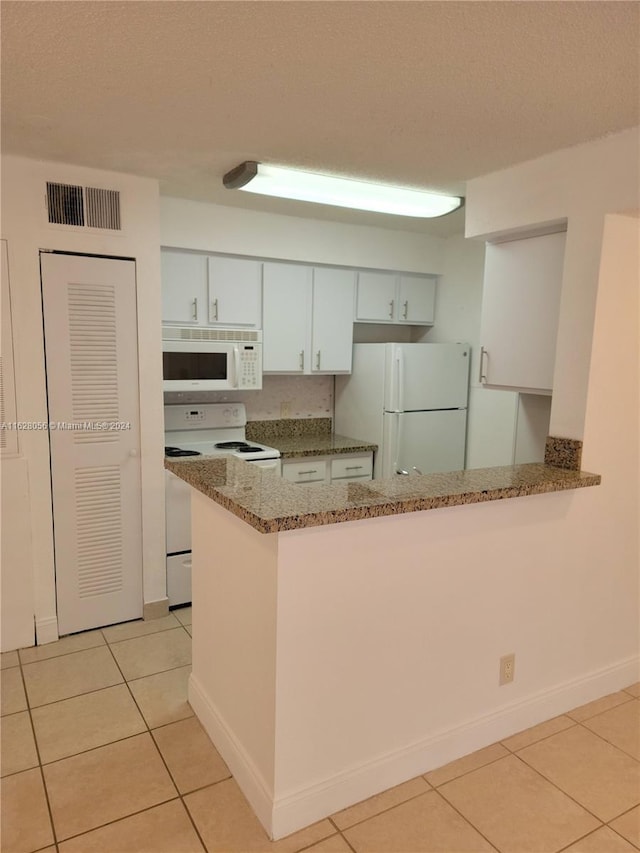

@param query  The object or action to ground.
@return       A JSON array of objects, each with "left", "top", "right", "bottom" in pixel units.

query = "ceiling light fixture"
[{"left": 223, "top": 161, "right": 463, "bottom": 218}]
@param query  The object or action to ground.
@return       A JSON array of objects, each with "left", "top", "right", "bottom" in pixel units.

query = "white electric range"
[{"left": 164, "top": 403, "right": 281, "bottom": 605}]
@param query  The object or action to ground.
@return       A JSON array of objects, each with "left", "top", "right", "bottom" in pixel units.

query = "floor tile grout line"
[
  {"left": 510, "top": 750, "right": 608, "bottom": 826},
  {"left": 428, "top": 787, "right": 502, "bottom": 852},
  {"left": 498, "top": 719, "right": 578, "bottom": 754},
  {"left": 19, "top": 639, "right": 108, "bottom": 668},
  {"left": 575, "top": 715, "right": 640, "bottom": 764},
  {"left": 105, "top": 624, "right": 192, "bottom": 649},
  {"left": 564, "top": 693, "right": 636, "bottom": 725},
  {"left": 51, "top": 794, "right": 183, "bottom": 848},
  {"left": 327, "top": 786, "right": 432, "bottom": 833},
  {"left": 46, "top": 638, "right": 206, "bottom": 852},
  {"left": 22, "top": 677, "right": 126, "bottom": 712},
  {"left": 106, "top": 638, "right": 210, "bottom": 853},
  {"left": 16, "top": 651, "right": 60, "bottom": 850},
  {"left": 605, "top": 822, "right": 640, "bottom": 852},
  {"left": 423, "top": 750, "right": 510, "bottom": 789}
]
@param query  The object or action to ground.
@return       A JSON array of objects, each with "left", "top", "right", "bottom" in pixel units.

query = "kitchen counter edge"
[{"left": 164, "top": 458, "right": 601, "bottom": 534}]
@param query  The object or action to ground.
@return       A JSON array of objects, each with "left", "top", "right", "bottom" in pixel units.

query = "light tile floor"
[{"left": 1, "top": 608, "right": 639, "bottom": 853}]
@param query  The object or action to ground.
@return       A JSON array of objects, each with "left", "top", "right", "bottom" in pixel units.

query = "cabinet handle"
[
  {"left": 316, "top": 351, "right": 321, "bottom": 370},
  {"left": 298, "top": 469, "right": 317, "bottom": 475},
  {"left": 402, "top": 300, "right": 408, "bottom": 320},
  {"left": 389, "top": 299, "right": 395, "bottom": 319},
  {"left": 192, "top": 298, "right": 198, "bottom": 321},
  {"left": 345, "top": 465, "right": 363, "bottom": 470},
  {"left": 211, "top": 298, "right": 219, "bottom": 321},
  {"left": 299, "top": 350, "right": 304, "bottom": 371},
  {"left": 479, "top": 346, "right": 488, "bottom": 383}
]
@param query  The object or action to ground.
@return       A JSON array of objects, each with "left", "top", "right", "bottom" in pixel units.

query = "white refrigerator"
[{"left": 335, "top": 343, "right": 470, "bottom": 478}]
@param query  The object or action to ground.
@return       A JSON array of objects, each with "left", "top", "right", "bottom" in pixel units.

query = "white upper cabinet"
[
  {"left": 398, "top": 274, "right": 436, "bottom": 324},
  {"left": 479, "top": 230, "right": 566, "bottom": 394},
  {"left": 263, "top": 262, "right": 311, "bottom": 372},
  {"left": 162, "top": 251, "right": 262, "bottom": 328},
  {"left": 262, "top": 263, "right": 355, "bottom": 374},
  {"left": 161, "top": 250, "right": 208, "bottom": 325},
  {"left": 311, "top": 267, "right": 355, "bottom": 373},
  {"left": 207, "top": 256, "right": 262, "bottom": 327},
  {"left": 355, "top": 271, "right": 436, "bottom": 325},
  {"left": 355, "top": 271, "right": 397, "bottom": 322}
]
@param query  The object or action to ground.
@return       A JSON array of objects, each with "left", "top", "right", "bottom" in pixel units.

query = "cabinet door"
[
  {"left": 398, "top": 275, "right": 436, "bottom": 324},
  {"left": 355, "top": 271, "right": 397, "bottom": 322},
  {"left": 281, "top": 458, "right": 327, "bottom": 484},
  {"left": 207, "top": 256, "right": 262, "bottom": 327},
  {"left": 263, "top": 262, "right": 310, "bottom": 372},
  {"left": 161, "top": 250, "right": 208, "bottom": 325},
  {"left": 330, "top": 454, "right": 373, "bottom": 481},
  {"left": 480, "top": 231, "right": 566, "bottom": 393},
  {"left": 311, "top": 268, "right": 355, "bottom": 373}
]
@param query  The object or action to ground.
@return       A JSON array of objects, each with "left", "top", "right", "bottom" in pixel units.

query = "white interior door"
[{"left": 41, "top": 252, "right": 142, "bottom": 635}]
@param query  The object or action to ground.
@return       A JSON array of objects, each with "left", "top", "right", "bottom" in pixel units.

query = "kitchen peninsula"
[{"left": 165, "top": 447, "right": 600, "bottom": 840}]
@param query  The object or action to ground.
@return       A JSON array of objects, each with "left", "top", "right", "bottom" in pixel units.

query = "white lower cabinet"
[
  {"left": 281, "top": 458, "right": 328, "bottom": 484},
  {"left": 263, "top": 262, "right": 355, "bottom": 374},
  {"left": 281, "top": 452, "right": 373, "bottom": 485}
]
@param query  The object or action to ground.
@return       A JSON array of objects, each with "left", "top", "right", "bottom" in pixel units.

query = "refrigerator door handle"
[
  {"left": 396, "top": 349, "right": 405, "bottom": 412},
  {"left": 394, "top": 412, "right": 402, "bottom": 473}
]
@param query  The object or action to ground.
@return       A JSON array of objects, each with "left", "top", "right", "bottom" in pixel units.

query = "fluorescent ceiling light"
[{"left": 223, "top": 161, "right": 463, "bottom": 218}]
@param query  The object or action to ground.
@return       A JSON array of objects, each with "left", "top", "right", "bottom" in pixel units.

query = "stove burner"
[
  {"left": 165, "top": 446, "right": 202, "bottom": 458},
  {"left": 236, "top": 446, "right": 264, "bottom": 454},
  {"left": 214, "top": 441, "right": 252, "bottom": 449}
]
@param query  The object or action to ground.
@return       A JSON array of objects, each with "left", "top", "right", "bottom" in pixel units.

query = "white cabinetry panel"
[
  {"left": 263, "top": 263, "right": 310, "bottom": 372},
  {"left": 355, "top": 271, "right": 397, "bottom": 321},
  {"left": 161, "top": 250, "right": 208, "bottom": 326},
  {"left": 479, "top": 231, "right": 566, "bottom": 393},
  {"left": 282, "top": 452, "right": 373, "bottom": 485},
  {"left": 311, "top": 268, "right": 355, "bottom": 373},
  {"left": 207, "top": 256, "right": 262, "bottom": 327},
  {"left": 262, "top": 263, "right": 354, "bottom": 375},
  {"left": 356, "top": 271, "right": 436, "bottom": 325},
  {"left": 398, "top": 275, "right": 436, "bottom": 324}
]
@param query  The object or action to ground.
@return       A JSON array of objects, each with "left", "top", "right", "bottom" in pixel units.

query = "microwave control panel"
[{"left": 237, "top": 345, "right": 261, "bottom": 389}]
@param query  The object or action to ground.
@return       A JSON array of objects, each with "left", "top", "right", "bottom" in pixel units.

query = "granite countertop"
[
  {"left": 244, "top": 417, "right": 376, "bottom": 458},
  {"left": 164, "top": 455, "right": 601, "bottom": 534},
  {"left": 264, "top": 433, "right": 377, "bottom": 459}
]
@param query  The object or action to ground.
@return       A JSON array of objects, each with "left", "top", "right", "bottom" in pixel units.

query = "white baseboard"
[
  {"left": 35, "top": 616, "right": 59, "bottom": 646},
  {"left": 191, "top": 656, "right": 639, "bottom": 841},
  {"left": 143, "top": 598, "right": 169, "bottom": 620},
  {"left": 188, "top": 674, "right": 276, "bottom": 837}
]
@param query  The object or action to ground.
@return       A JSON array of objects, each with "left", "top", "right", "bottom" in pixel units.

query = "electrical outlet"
[
  {"left": 280, "top": 401, "right": 292, "bottom": 419},
  {"left": 499, "top": 653, "right": 515, "bottom": 685}
]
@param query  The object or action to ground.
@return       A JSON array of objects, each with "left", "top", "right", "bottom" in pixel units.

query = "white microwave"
[{"left": 162, "top": 327, "right": 262, "bottom": 391}]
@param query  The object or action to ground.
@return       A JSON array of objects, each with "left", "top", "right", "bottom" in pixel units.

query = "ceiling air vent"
[{"left": 46, "top": 183, "right": 122, "bottom": 231}]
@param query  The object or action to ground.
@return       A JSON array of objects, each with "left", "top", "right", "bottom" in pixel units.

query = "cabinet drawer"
[
  {"left": 330, "top": 454, "right": 373, "bottom": 480},
  {"left": 282, "top": 459, "right": 328, "bottom": 484}
]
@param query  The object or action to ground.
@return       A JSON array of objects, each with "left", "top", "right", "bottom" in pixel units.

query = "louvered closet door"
[{"left": 41, "top": 253, "right": 142, "bottom": 635}]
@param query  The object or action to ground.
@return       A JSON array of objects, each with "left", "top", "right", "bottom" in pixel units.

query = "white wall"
[
  {"left": 0, "top": 155, "right": 166, "bottom": 649},
  {"left": 160, "top": 197, "right": 445, "bottom": 273},
  {"left": 465, "top": 126, "right": 640, "bottom": 441},
  {"left": 269, "top": 209, "right": 639, "bottom": 832},
  {"left": 420, "top": 234, "right": 519, "bottom": 468}
]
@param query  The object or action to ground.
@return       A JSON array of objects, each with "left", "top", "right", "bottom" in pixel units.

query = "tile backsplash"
[{"left": 164, "top": 375, "right": 333, "bottom": 421}]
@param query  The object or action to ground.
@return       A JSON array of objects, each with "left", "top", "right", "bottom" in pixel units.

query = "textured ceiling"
[{"left": 2, "top": 1, "right": 639, "bottom": 236}]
